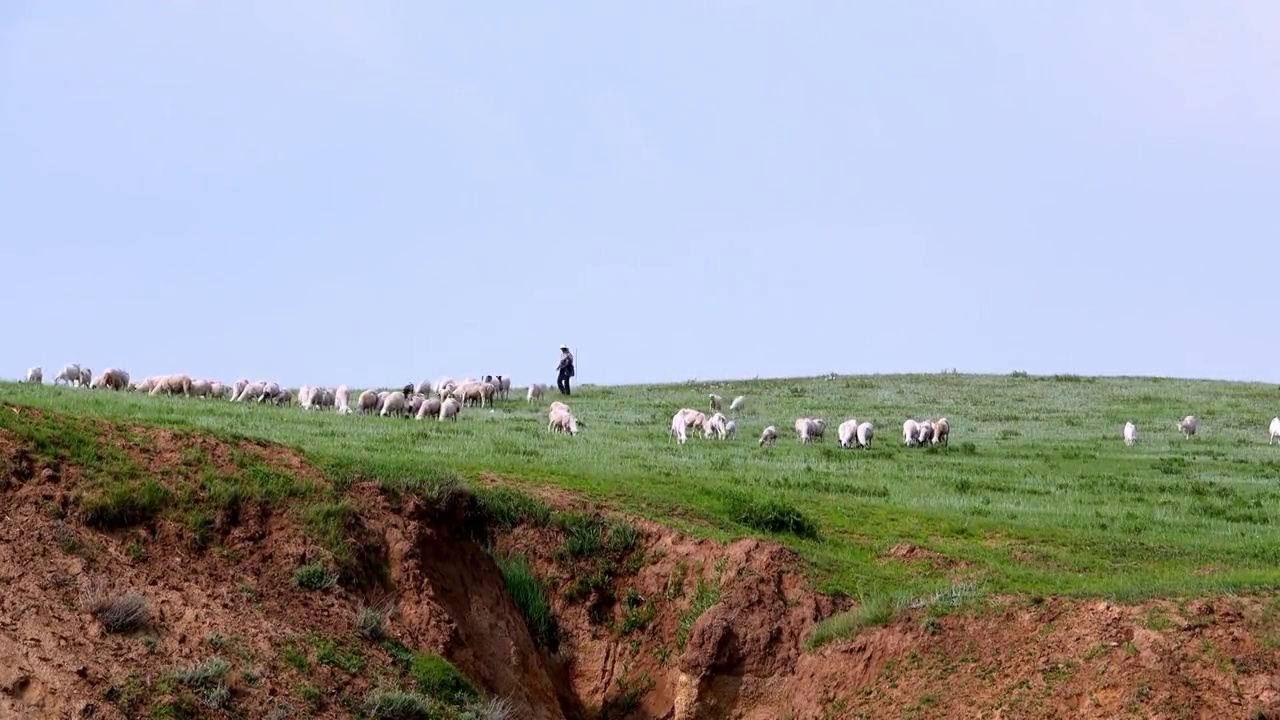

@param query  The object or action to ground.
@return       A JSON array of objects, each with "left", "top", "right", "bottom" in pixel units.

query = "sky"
[{"left": 2, "top": 1, "right": 1278, "bottom": 388}]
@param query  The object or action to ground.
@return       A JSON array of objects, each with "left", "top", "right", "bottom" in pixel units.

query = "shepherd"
[{"left": 556, "top": 344, "right": 575, "bottom": 396}]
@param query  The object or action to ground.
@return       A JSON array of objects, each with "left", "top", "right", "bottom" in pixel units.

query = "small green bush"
[
  {"left": 362, "top": 689, "right": 434, "bottom": 719},
  {"left": 293, "top": 562, "right": 337, "bottom": 590},
  {"left": 411, "top": 652, "right": 480, "bottom": 705}
]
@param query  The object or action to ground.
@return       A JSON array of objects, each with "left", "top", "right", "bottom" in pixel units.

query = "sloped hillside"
[{"left": 2, "top": 404, "right": 1280, "bottom": 719}]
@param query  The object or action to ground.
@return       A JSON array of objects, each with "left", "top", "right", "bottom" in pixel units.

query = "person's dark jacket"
[{"left": 557, "top": 352, "right": 575, "bottom": 378}]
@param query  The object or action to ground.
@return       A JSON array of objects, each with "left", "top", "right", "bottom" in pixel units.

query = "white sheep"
[
  {"left": 416, "top": 397, "right": 442, "bottom": 420},
  {"left": 810, "top": 418, "right": 827, "bottom": 442},
  {"left": 916, "top": 420, "right": 935, "bottom": 445},
  {"left": 548, "top": 408, "right": 579, "bottom": 435},
  {"left": 234, "top": 381, "right": 265, "bottom": 402},
  {"left": 527, "top": 384, "right": 547, "bottom": 403},
  {"left": 209, "top": 381, "right": 227, "bottom": 399},
  {"left": 188, "top": 379, "right": 212, "bottom": 398},
  {"left": 1123, "top": 421, "right": 1138, "bottom": 447},
  {"left": 53, "top": 364, "right": 81, "bottom": 386},
  {"left": 438, "top": 397, "right": 461, "bottom": 421},
  {"left": 729, "top": 395, "right": 745, "bottom": 414},
  {"left": 838, "top": 419, "right": 860, "bottom": 449},
  {"left": 704, "top": 412, "right": 728, "bottom": 440},
  {"left": 709, "top": 394, "right": 722, "bottom": 412},
  {"left": 932, "top": 417, "right": 950, "bottom": 446},
  {"left": 408, "top": 395, "right": 425, "bottom": 417},
  {"left": 415, "top": 379, "right": 432, "bottom": 395},
  {"left": 78, "top": 367, "right": 92, "bottom": 388},
  {"left": 759, "top": 425, "right": 778, "bottom": 447},
  {"left": 356, "top": 390, "right": 378, "bottom": 414},
  {"left": 258, "top": 382, "right": 282, "bottom": 404},
  {"left": 679, "top": 408, "right": 708, "bottom": 433},
  {"left": 903, "top": 419, "right": 920, "bottom": 447},
  {"left": 151, "top": 374, "right": 193, "bottom": 397},
  {"left": 380, "top": 391, "right": 408, "bottom": 417},
  {"left": 670, "top": 411, "right": 689, "bottom": 444},
  {"left": 795, "top": 417, "right": 817, "bottom": 444},
  {"left": 856, "top": 421, "right": 874, "bottom": 449},
  {"left": 298, "top": 386, "right": 315, "bottom": 409},
  {"left": 1270, "top": 417, "right": 1280, "bottom": 445},
  {"left": 25, "top": 367, "right": 42, "bottom": 384},
  {"left": 550, "top": 401, "right": 570, "bottom": 415},
  {"left": 498, "top": 376, "right": 512, "bottom": 401},
  {"left": 335, "top": 385, "right": 352, "bottom": 414},
  {"left": 724, "top": 420, "right": 736, "bottom": 440},
  {"left": 316, "top": 388, "right": 335, "bottom": 409},
  {"left": 1179, "top": 415, "right": 1198, "bottom": 439},
  {"left": 130, "top": 376, "right": 161, "bottom": 394},
  {"left": 231, "top": 379, "right": 249, "bottom": 401}
]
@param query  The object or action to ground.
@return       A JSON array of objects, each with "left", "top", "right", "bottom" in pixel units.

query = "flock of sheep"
[
  {"left": 20, "top": 364, "right": 580, "bottom": 431},
  {"left": 22, "top": 365, "right": 1280, "bottom": 450}
]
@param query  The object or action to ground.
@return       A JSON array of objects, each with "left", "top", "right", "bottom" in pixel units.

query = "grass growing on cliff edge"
[{"left": 7, "top": 373, "right": 1280, "bottom": 601}]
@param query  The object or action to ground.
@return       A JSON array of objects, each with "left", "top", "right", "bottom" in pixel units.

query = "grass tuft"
[
  {"left": 362, "top": 688, "right": 434, "bottom": 719},
  {"left": 80, "top": 579, "right": 150, "bottom": 633},
  {"left": 494, "top": 553, "right": 556, "bottom": 649},
  {"left": 410, "top": 652, "right": 481, "bottom": 705},
  {"left": 172, "top": 656, "right": 232, "bottom": 709},
  {"left": 293, "top": 562, "right": 337, "bottom": 590}
]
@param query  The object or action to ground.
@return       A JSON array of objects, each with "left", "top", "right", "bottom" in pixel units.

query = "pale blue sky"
[{"left": 3, "top": 2, "right": 1277, "bottom": 388}]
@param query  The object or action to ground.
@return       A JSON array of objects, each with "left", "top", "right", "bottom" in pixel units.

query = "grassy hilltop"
[{"left": 4, "top": 372, "right": 1280, "bottom": 601}]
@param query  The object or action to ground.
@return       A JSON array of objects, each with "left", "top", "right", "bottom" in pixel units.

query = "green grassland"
[{"left": 4, "top": 373, "right": 1280, "bottom": 601}]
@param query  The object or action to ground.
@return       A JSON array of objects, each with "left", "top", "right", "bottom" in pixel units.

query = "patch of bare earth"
[{"left": 2, "top": 417, "right": 1280, "bottom": 719}]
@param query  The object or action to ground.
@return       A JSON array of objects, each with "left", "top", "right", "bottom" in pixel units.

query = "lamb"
[
  {"left": 438, "top": 397, "right": 461, "bottom": 421},
  {"left": 709, "top": 394, "right": 722, "bottom": 412},
  {"left": 759, "top": 425, "right": 778, "bottom": 447},
  {"left": 380, "top": 391, "right": 408, "bottom": 417},
  {"left": 838, "top": 419, "right": 860, "bottom": 449},
  {"left": 729, "top": 395, "right": 745, "bottom": 414},
  {"left": 416, "top": 397, "right": 442, "bottom": 420},
  {"left": 53, "top": 364, "right": 81, "bottom": 386},
  {"left": 527, "top": 384, "right": 547, "bottom": 403},
  {"left": 1271, "top": 417, "right": 1280, "bottom": 445},
  {"left": 1123, "top": 421, "right": 1138, "bottom": 447},
  {"left": 932, "top": 417, "right": 950, "bottom": 446},
  {"left": 335, "top": 385, "right": 352, "bottom": 414},
  {"left": 1179, "top": 415, "right": 1198, "bottom": 439},
  {"left": 724, "top": 420, "right": 736, "bottom": 440},
  {"left": 916, "top": 420, "right": 935, "bottom": 445},
  {"left": 25, "top": 367, "right": 41, "bottom": 384},
  {"left": 670, "top": 411, "right": 689, "bottom": 444},
  {"left": 357, "top": 390, "right": 378, "bottom": 414},
  {"left": 903, "top": 419, "right": 920, "bottom": 446},
  {"left": 188, "top": 379, "right": 212, "bottom": 398},
  {"left": 856, "top": 421, "right": 875, "bottom": 449},
  {"left": 479, "top": 382, "right": 497, "bottom": 407},
  {"left": 704, "top": 412, "right": 728, "bottom": 440},
  {"left": 548, "top": 407, "right": 579, "bottom": 435}
]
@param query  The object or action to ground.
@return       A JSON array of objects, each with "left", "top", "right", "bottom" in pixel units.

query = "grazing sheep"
[
  {"left": 91, "top": 368, "right": 128, "bottom": 391},
  {"left": 679, "top": 408, "right": 708, "bottom": 432},
  {"left": 670, "top": 411, "right": 689, "bottom": 444},
  {"left": 795, "top": 417, "right": 818, "bottom": 444},
  {"left": 550, "top": 401, "right": 570, "bottom": 415},
  {"left": 838, "top": 419, "right": 860, "bottom": 449},
  {"left": 1123, "top": 421, "right": 1138, "bottom": 447},
  {"left": 416, "top": 397, "right": 442, "bottom": 420},
  {"left": 709, "top": 394, "right": 722, "bottom": 412},
  {"left": 275, "top": 389, "right": 293, "bottom": 406},
  {"left": 53, "top": 364, "right": 81, "bottom": 386},
  {"left": 810, "top": 418, "right": 827, "bottom": 442},
  {"left": 25, "top": 367, "right": 42, "bottom": 384},
  {"left": 704, "top": 412, "right": 728, "bottom": 440},
  {"left": 932, "top": 417, "right": 950, "bottom": 446},
  {"left": 759, "top": 425, "right": 778, "bottom": 447},
  {"left": 316, "top": 388, "right": 335, "bottom": 409},
  {"left": 480, "top": 382, "right": 497, "bottom": 408},
  {"left": 357, "top": 390, "right": 378, "bottom": 414},
  {"left": 209, "top": 381, "right": 228, "bottom": 399},
  {"left": 527, "top": 384, "right": 547, "bottom": 403},
  {"left": 297, "top": 386, "right": 314, "bottom": 409},
  {"left": 1270, "top": 417, "right": 1280, "bottom": 445},
  {"left": 438, "top": 397, "right": 461, "bottom": 421},
  {"left": 335, "top": 385, "right": 352, "bottom": 414},
  {"left": 380, "top": 391, "right": 408, "bottom": 417},
  {"left": 729, "top": 395, "right": 745, "bottom": 414},
  {"left": 233, "top": 381, "right": 264, "bottom": 402},
  {"left": 188, "top": 379, "right": 212, "bottom": 398},
  {"left": 724, "top": 420, "right": 736, "bottom": 440},
  {"left": 916, "top": 420, "right": 935, "bottom": 445},
  {"left": 231, "top": 379, "right": 249, "bottom": 401},
  {"left": 1180, "top": 415, "right": 1198, "bottom": 439},
  {"left": 548, "top": 408, "right": 579, "bottom": 435},
  {"left": 258, "top": 382, "right": 282, "bottom": 404},
  {"left": 856, "top": 421, "right": 875, "bottom": 449},
  {"left": 903, "top": 419, "right": 920, "bottom": 447},
  {"left": 407, "top": 394, "right": 425, "bottom": 418},
  {"left": 130, "top": 376, "right": 161, "bottom": 394},
  {"left": 78, "top": 367, "right": 91, "bottom": 388},
  {"left": 151, "top": 374, "right": 193, "bottom": 397}
]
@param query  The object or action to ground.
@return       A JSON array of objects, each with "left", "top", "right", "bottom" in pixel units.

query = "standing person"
[{"left": 556, "top": 344, "right": 575, "bottom": 395}]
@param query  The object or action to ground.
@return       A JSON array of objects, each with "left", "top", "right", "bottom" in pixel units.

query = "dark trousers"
[{"left": 557, "top": 372, "right": 571, "bottom": 395}]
